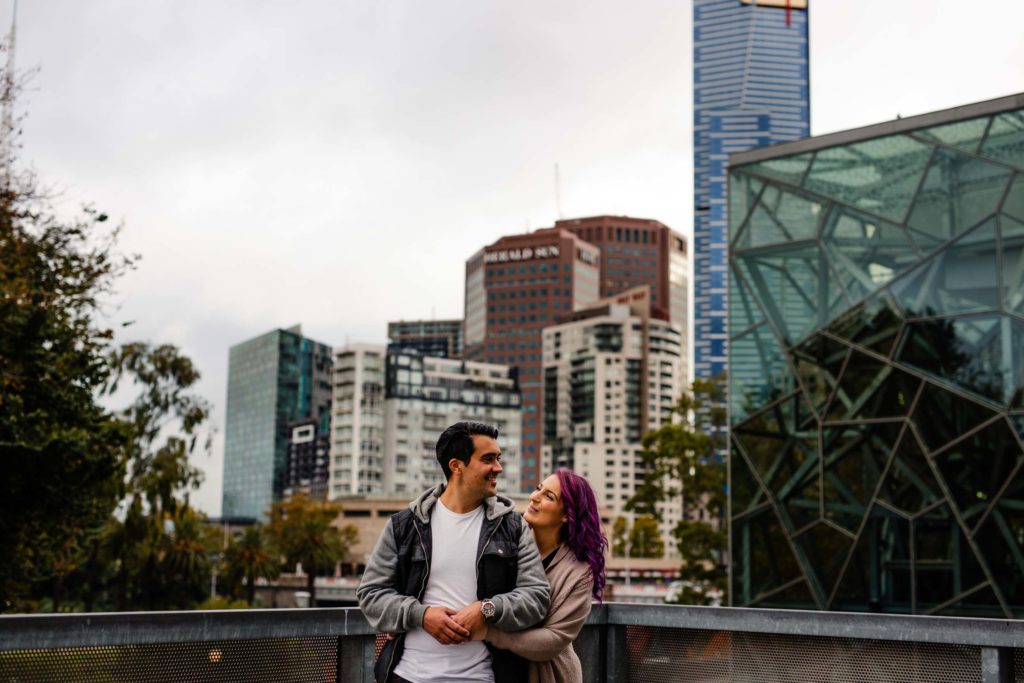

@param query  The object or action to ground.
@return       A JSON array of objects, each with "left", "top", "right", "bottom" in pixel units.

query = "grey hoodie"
[{"left": 357, "top": 483, "right": 550, "bottom": 635}]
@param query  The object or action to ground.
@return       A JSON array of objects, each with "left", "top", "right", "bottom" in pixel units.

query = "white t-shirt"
[{"left": 393, "top": 500, "right": 494, "bottom": 683}]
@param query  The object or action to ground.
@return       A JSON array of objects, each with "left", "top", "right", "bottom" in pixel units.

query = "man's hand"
[
  {"left": 422, "top": 606, "right": 471, "bottom": 645},
  {"left": 450, "top": 600, "right": 486, "bottom": 639}
]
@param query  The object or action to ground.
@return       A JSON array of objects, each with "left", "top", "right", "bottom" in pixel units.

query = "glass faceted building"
[{"left": 728, "top": 93, "right": 1024, "bottom": 617}]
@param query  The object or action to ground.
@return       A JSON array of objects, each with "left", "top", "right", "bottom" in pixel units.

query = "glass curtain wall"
[{"left": 728, "top": 105, "right": 1024, "bottom": 617}]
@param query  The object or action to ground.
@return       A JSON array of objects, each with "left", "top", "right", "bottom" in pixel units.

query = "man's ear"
[{"left": 449, "top": 458, "right": 462, "bottom": 476}]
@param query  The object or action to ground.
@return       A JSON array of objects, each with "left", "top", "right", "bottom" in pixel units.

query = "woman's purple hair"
[{"left": 556, "top": 469, "right": 608, "bottom": 601}]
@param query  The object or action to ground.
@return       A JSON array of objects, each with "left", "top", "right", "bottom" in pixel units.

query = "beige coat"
[{"left": 485, "top": 544, "right": 594, "bottom": 683}]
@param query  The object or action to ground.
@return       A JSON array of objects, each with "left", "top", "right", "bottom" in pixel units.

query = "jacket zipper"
[
  {"left": 386, "top": 519, "right": 431, "bottom": 680},
  {"left": 477, "top": 515, "right": 502, "bottom": 571}
]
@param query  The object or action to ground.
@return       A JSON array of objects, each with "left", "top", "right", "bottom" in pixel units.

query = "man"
[{"left": 357, "top": 421, "right": 550, "bottom": 683}]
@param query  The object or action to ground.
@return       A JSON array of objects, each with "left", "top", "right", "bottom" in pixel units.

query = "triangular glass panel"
[
  {"left": 733, "top": 185, "right": 825, "bottom": 250},
  {"left": 795, "top": 522, "right": 855, "bottom": 603},
  {"left": 911, "top": 382, "right": 999, "bottom": 453},
  {"left": 971, "top": 467, "right": 1024, "bottom": 612},
  {"left": 932, "top": 418, "right": 1023, "bottom": 526},
  {"left": 822, "top": 206, "right": 921, "bottom": 302},
  {"left": 804, "top": 134, "right": 932, "bottom": 223},
  {"left": 774, "top": 447, "right": 821, "bottom": 533},
  {"left": 831, "top": 504, "right": 912, "bottom": 611},
  {"left": 891, "top": 218, "right": 999, "bottom": 317},
  {"left": 914, "top": 503, "right": 988, "bottom": 612},
  {"left": 742, "top": 152, "right": 814, "bottom": 186},
  {"left": 827, "top": 291, "right": 904, "bottom": 358},
  {"left": 898, "top": 314, "right": 1023, "bottom": 405},
  {"left": 1001, "top": 174, "right": 1024, "bottom": 223},
  {"left": 978, "top": 110, "right": 1024, "bottom": 169},
  {"left": 755, "top": 578, "right": 817, "bottom": 609},
  {"left": 729, "top": 172, "right": 765, "bottom": 245},
  {"left": 791, "top": 333, "right": 850, "bottom": 419},
  {"left": 905, "top": 149, "right": 1011, "bottom": 252},
  {"left": 729, "top": 322, "right": 791, "bottom": 424},
  {"left": 730, "top": 261, "right": 762, "bottom": 334},
  {"left": 913, "top": 116, "right": 990, "bottom": 153},
  {"left": 826, "top": 350, "right": 919, "bottom": 421},
  {"left": 877, "top": 428, "right": 943, "bottom": 515},
  {"left": 929, "top": 585, "right": 1005, "bottom": 618},
  {"left": 731, "top": 504, "right": 806, "bottom": 606},
  {"left": 1000, "top": 214, "right": 1024, "bottom": 315},
  {"left": 730, "top": 435, "right": 769, "bottom": 515},
  {"left": 734, "top": 394, "right": 816, "bottom": 496},
  {"left": 740, "top": 244, "right": 826, "bottom": 345},
  {"left": 822, "top": 422, "right": 902, "bottom": 533}
]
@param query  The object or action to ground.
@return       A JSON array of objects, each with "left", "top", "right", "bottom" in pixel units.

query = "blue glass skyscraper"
[
  {"left": 692, "top": 0, "right": 810, "bottom": 381},
  {"left": 221, "top": 326, "right": 332, "bottom": 520}
]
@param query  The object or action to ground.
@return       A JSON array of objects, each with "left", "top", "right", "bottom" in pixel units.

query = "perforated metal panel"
[
  {"left": 1015, "top": 648, "right": 1024, "bottom": 683},
  {"left": 625, "top": 626, "right": 982, "bottom": 683},
  {"left": 0, "top": 637, "right": 338, "bottom": 683}
]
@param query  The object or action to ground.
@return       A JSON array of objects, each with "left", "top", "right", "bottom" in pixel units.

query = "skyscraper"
[
  {"left": 221, "top": 326, "right": 332, "bottom": 519},
  {"left": 692, "top": 0, "right": 810, "bottom": 381},
  {"left": 555, "top": 216, "right": 690, "bottom": 330},
  {"left": 387, "top": 319, "right": 463, "bottom": 359},
  {"left": 464, "top": 227, "right": 601, "bottom": 490}
]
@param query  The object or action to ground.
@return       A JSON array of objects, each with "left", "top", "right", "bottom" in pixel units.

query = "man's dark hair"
[{"left": 435, "top": 422, "right": 499, "bottom": 479}]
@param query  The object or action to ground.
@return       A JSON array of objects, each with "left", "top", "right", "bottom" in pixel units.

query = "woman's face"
[{"left": 525, "top": 473, "right": 566, "bottom": 531}]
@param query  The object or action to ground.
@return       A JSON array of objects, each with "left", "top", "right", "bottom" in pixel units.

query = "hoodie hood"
[{"left": 409, "top": 482, "right": 517, "bottom": 524}]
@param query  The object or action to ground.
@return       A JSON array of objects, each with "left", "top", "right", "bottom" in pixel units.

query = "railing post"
[
  {"left": 605, "top": 623, "right": 628, "bottom": 683},
  {"left": 981, "top": 646, "right": 1013, "bottom": 683},
  {"left": 337, "top": 634, "right": 376, "bottom": 683}
]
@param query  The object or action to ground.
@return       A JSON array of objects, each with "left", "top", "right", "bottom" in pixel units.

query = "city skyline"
[{"left": 4, "top": 1, "right": 1022, "bottom": 515}]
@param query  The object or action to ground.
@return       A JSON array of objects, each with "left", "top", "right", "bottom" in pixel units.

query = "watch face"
[{"left": 482, "top": 600, "right": 496, "bottom": 618}]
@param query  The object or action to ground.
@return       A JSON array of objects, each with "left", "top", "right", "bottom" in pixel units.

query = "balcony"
[{"left": 1, "top": 604, "right": 1021, "bottom": 682}]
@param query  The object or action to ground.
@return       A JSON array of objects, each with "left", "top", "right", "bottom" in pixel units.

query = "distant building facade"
[
  {"left": 387, "top": 319, "right": 463, "bottom": 359},
  {"left": 222, "top": 326, "right": 332, "bottom": 519},
  {"left": 464, "top": 227, "right": 601, "bottom": 490},
  {"left": 555, "top": 216, "right": 689, "bottom": 331},
  {"left": 327, "top": 345, "right": 386, "bottom": 497},
  {"left": 692, "top": 0, "right": 810, "bottom": 381},
  {"left": 284, "top": 419, "right": 331, "bottom": 501},
  {"left": 383, "top": 351, "right": 522, "bottom": 495},
  {"left": 542, "top": 288, "right": 687, "bottom": 557},
  {"left": 728, "top": 93, "right": 1024, "bottom": 617},
  {"left": 327, "top": 346, "right": 522, "bottom": 498}
]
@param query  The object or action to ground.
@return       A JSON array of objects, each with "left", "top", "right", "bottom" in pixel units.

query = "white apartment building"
[
  {"left": 383, "top": 352, "right": 522, "bottom": 495},
  {"left": 328, "top": 345, "right": 522, "bottom": 499},
  {"left": 542, "top": 287, "right": 687, "bottom": 558},
  {"left": 328, "top": 345, "right": 386, "bottom": 497}
]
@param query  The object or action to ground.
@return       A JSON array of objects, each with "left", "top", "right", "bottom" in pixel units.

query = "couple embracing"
[{"left": 357, "top": 421, "right": 608, "bottom": 683}]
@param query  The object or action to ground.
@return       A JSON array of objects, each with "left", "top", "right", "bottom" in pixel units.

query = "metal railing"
[{"left": 1, "top": 604, "right": 1021, "bottom": 682}]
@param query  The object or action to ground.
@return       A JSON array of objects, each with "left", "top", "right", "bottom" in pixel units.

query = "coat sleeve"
[
  {"left": 488, "top": 516, "right": 551, "bottom": 631},
  {"left": 355, "top": 517, "right": 428, "bottom": 633},
  {"left": 484, "top": 575, "right": 593, "bottom": 661}
]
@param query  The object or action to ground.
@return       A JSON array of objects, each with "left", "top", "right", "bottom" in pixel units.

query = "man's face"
[{"left": 459, "top": 434, "right": 502, "bottom": 500}]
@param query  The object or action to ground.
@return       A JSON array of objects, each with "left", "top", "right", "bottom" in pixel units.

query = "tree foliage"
[
  {"left": 220, "top": 524, "right": 280, "bottom": 606},
  {"left": 265, "top": 494, "right": 358, "bottom": 607},
  {"left": 627, "top": 377, "right": 728, "bottom": 604}
]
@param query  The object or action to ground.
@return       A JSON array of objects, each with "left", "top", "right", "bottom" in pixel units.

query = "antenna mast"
[{"left": 554, "top": 163, "right": 564, "bottom": 219}]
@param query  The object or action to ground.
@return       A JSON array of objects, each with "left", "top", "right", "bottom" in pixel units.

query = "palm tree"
[{"left": 222, "top": 524, "right": 279, "bottom": 606}]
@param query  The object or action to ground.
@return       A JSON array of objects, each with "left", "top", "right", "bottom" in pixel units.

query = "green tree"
[
  {"left": 0, "top": 80, "right": 132, "bottom": 610},
  {"left": 265, "top": 494, "right": 358, "bottom": 607},
  {"left": 221, "top": 524, "right": 280, "bottom": 606},
  {"left": 628, "top": 377, "right": 728, "bottom": 604},
  {"left": 611, "top": 517, "right": 628, "bottom": 557},
  {"left": 629, "top": 515, "right": 665, "bottom": 559}
]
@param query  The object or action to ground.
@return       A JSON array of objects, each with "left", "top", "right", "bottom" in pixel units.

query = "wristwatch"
[{"left": 480, "top": 599, "right": 496, "bottom": 622}]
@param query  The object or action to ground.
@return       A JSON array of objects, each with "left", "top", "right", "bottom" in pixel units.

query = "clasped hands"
[{"left": 422, "top": 601, "right": 489, "bottom": 645}]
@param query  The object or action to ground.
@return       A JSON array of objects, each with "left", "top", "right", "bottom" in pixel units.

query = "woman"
[{"left": 475, "top": 468, "right": 607, "bottom": 683}]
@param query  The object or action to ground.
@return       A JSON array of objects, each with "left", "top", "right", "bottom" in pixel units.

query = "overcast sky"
[{"left": 8, "top": 1, "right": 1023, "bottom": 516}]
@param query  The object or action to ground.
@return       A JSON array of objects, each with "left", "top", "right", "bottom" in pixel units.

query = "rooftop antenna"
[
  {"left": 1, "top": 0, "right": 17, "bottom": 189},
  {"left": 554, "top": 163, "right": 564, "bottom": 219}
]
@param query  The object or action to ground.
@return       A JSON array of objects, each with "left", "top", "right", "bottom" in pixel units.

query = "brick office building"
[{"left": 464, "top": 227, "right": 601, "bottom": 491}]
